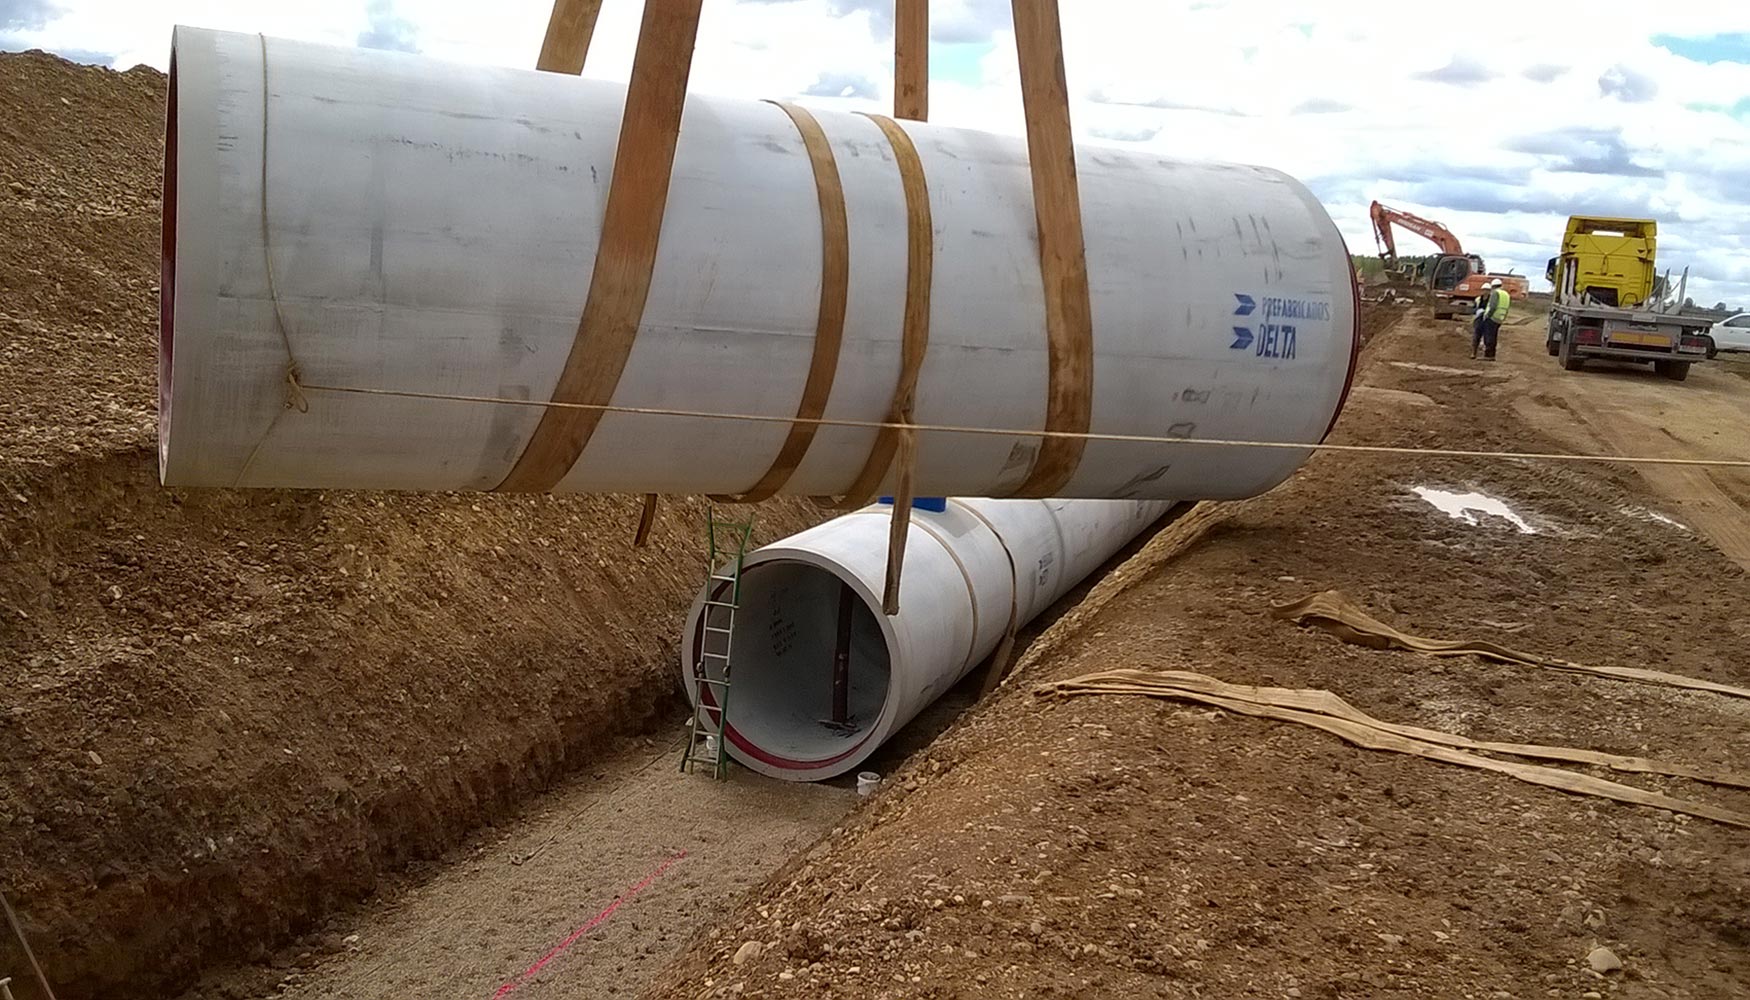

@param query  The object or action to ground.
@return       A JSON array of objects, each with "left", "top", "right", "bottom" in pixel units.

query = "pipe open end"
[
  {"left": 689, "top": 559, "right": 894, "bottom": 780},
  {"left": 158, "top": 45, "right": 178, "bottom": 482}
]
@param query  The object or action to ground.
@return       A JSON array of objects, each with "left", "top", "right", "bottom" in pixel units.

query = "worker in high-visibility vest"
[{"left": 1471, "top": 278, "right": 1510, "bottom": 360}]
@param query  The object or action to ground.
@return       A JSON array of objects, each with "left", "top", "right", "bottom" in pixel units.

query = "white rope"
[{"left": 284, "top": 378, "right": 1750, "bottom": 472}]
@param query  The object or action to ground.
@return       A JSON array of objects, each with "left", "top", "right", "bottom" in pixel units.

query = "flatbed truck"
[{"left": 1544, "top": 217, "right": 1714, "bottom": 381}]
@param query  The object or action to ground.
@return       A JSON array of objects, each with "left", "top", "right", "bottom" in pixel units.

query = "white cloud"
[
  {"left": 3, "top": 0, "right": 1749, "bottom": 304},
  {"left": 357, "top": 0, "right": 417, "bottom": 53},
  {"left": 1, "top": 0, "right": 61, "bottom": 31},
  {"left": 1599, "top": 62, "right": 1660, "bottom": 101}
]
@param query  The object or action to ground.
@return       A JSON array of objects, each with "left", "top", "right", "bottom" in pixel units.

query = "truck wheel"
[
  {"left": 1546, "top": 339, "right": 1560, "bottom": 356},
  {"left": 1558, "top": 334, "right": 1585, "bottom": 372},
  {"left": 1655, "top": 360, "right": 1691, "bottom": 382}
]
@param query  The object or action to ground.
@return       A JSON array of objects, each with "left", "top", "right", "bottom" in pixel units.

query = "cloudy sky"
[{"left": 5, "top": 0, "right": 1749, "bottom": 307}]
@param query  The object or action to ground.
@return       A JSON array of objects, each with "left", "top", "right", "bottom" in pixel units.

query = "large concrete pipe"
[
  {"left": 161, "top": 28, "right": 1358, "bottom": 498},
  {"left": 680, "top": 499, "right": 1172, "bottom": 781}
]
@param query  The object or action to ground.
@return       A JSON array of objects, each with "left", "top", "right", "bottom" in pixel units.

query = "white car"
[{"left": 1713, "top": 313, "right": 1750, "bottom": 353}]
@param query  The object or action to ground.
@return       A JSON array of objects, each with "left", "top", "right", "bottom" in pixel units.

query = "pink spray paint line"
[{"left": 490, "top": 851, "right": 688, "bottom": 999}]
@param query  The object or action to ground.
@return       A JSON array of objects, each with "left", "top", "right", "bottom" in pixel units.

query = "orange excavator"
[{"left": 1370, "top": 200, "right": 1529, "bottom": 319}]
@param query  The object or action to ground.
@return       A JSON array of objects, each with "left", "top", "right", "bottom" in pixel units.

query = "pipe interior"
[
  {"left": 702, "top": 561, "right": 892, "bottom": 768},
  {"left": 158, "top": 49, "right": 177, "bottom": 474}
]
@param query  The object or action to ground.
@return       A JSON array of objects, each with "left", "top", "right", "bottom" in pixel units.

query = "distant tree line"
[{"left": 1352, "top": 254, "right": 1438, "bottom": 277}]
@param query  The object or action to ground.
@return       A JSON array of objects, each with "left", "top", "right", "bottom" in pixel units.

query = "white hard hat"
[{"left": 1488, "top": 278, "right": 1502, "bottom": 288}]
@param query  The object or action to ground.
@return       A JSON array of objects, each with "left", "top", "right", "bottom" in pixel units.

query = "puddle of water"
[
  {"left": 1412, "top": 486, "right": 1538, "bottom": 534},
  {"left": 1621, "top": 505, "right": 1691, "bottom": 532}
]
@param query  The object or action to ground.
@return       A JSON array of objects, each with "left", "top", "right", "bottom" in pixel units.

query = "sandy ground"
[
  {"left": 1511, "top": 342, "right": 1750, "bottom": 569},
  {"left": 181, "top": 730, "right": 852, "bottom": 1000}
]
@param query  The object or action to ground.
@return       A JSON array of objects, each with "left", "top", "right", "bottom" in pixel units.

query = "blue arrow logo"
[
  {"left": 1233, "top": 293, "right": 1257, "bottom": 317},
  {"left": 1230, "top": 326, "right": 1254, "bottom": 350}
]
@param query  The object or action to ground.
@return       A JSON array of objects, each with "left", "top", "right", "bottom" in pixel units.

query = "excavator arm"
[{"left": 1370, "top": 200, "right": 1464, "bottom": 266}]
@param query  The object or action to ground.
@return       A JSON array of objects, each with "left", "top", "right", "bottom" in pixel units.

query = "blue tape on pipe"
[{"left": 880, "top": 496, "right": 947, "bottom": 513}]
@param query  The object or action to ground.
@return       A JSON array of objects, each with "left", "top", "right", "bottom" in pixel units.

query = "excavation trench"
[
  {"left": 0, "top": 446, "right": 830, "bottom": 1000},
  {"left": 171, "top": 505, "right": 1184, "bottom": 1000}
]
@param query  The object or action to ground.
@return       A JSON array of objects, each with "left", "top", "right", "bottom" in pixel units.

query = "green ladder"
[{"left": 681, "top": 508, "right": 756, "bottom": 779}]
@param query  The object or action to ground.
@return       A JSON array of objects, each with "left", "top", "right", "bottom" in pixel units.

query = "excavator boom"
[
  {"left": 1367, "top": 200, "right": 1525, "bottom": 320},
  {"left": 1370, "top": 200, "right": 1464, "bottom": 263}
]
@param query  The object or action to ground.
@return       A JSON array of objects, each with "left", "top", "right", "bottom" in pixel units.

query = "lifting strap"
[
  {"left": 534, "top": 0, "right": 663, "bottom": 539},
  {"left": 881, "top": 426, "right": 918, "bottom": 615},
  {"left": 871, "top": 2, "right": 930, "bottom": 612},
  {"left": 894, "top": 0, "right": 928, "bottom": 121},
  {"left": 632, "top": 491, "right": 660, "bottom": 547},
  {"left": 835, "top": 112, "right": 935, "bottom": 614},
  {"left": 1275, "top": 590, "right": 1750, "bottom": 701},
  {"left": 1006, "top": 0, "right": 1095, "bottom": 498},
  {"left": 498, "top": 0, "right": 705, "bottom": 492},
  {"left": 518, "top": 2, "right": 1092, "bottom": 603},
  {"left": 516, "top": 1, "right": 1091, "bottom": 503},
  {"left": 876, "top": 0, "right": 929, "bottom": 612},
  {"left": 713, "top": 101, "right": 851, "bottom": 504},
  {"left": 536, "top": 0, "right": 604, "bottom": 74},
  {"left": 1039, "top": 670, "right": 1750, "bottom": 829},
  {"left": 821, "top": 113, "right": 933, "bottom": 512}
]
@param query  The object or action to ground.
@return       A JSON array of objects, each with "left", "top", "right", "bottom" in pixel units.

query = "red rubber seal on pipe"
[
  {"left": 689, "top": 576, "right": 882, "bottom": 772},
  {"left": 1319, "top": 230, "right": 1364, "bottom": 443}
]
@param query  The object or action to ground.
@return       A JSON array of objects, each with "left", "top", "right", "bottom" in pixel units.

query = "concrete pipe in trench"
[{"left": 681, "top": 499, "right": 1172, "bottom": 781}]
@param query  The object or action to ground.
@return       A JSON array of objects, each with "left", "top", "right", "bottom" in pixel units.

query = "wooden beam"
[
  {"left": 537, "top": 0, "right": 604, "bottom": 74},
  {"left": 894, "top": 0, "right": 928, "bottom": 120},
  {"left": 498, "top": 0, "right": 705, "bottom": 491},
  {"left": 1008, "top": 0, "right": 1095, "bottom": 498}
]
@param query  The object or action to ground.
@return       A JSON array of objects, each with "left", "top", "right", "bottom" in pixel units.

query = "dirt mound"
[
  {"left": 0, "top": 51, "right": 823, "bottom": 999},
  {"left": 638, "top": 319, "right": 1750, "bottom": 999},
  {"left": 0, "top": 51, "right": 165, "bottom": 466},
  {"left": 1358, "top": 294, "right": 1402, "bottom": 347}
]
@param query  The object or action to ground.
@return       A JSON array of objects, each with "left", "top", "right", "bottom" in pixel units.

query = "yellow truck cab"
[
  {"left": 1544, "top": 216, "right": 1713, "bottom": 380},
  {"left": 1543, "top": 217, "right": 1658, "bottom": 308}
]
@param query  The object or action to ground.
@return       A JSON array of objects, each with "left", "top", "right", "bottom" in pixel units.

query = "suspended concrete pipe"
[
  {"left": 161, "top": 28, "right": 1359, "bottom": 499},
  {"left": 681, "top": 498, "right": 1173, "bottom": 781}
]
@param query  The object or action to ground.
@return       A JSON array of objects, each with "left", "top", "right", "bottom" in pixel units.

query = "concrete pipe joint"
[
  {"left": 682, "top": 499, "right": 1172, "bottom": 781},
  {"left": 161, "top": 28, "right": 1359, "bottom": 499}
]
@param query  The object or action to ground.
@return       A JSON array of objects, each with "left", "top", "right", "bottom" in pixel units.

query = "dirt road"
[{"left": 1511, "top": 330, "right": 1750, "bottom": 569}]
